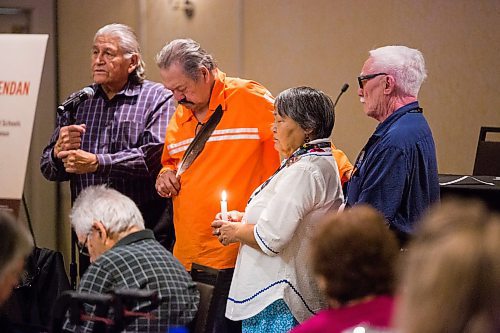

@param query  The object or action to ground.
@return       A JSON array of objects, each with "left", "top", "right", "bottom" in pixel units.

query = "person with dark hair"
[
  {"left": 346, "top": 45, "right": 439, "bottom": 245},
  {"left": 155, "top": 38, "right": 280, "bottom": 274},
  {"left": 155, "top": 39, "right": 280, "bottom": 332},
  {"left": 0, "top": 211, "right": 34, "bottom": 332},
  {"left": 0, "top": 212, "right": 33, "bottom": 306},
  {"left": 40, "top": 23, "right": 176, "bottom": 251},
  {"left": 64, "top": 185, "right": 199, "bottom": 333},
  {"left": 211, "top": 86, "right": 344, "bottom": 332},
  {"left": 291, "top": 205, "right": 399, "bottom": 333},
  {"left": 396, "top": 199, "right": 500, "bottom": 333}
]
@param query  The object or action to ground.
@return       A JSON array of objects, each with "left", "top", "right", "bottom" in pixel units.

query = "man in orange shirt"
[
  {"left": 155, "top": 39, "right": 280, "bottom": 273},
  {"left": 332, "top": 144, "right": 353, "bottom": 187}
]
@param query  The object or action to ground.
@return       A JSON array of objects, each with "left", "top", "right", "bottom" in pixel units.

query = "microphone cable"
[{"left": 22, "top": 193, "right": 37, "bottom": 248}]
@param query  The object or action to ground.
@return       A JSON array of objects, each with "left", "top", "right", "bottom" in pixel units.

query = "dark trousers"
[
  {"left": 139, "top": 197, "right": 175, "bottom": 252},
  {"left": 191, "top": 268, "right": 242, "bottom": 333}
]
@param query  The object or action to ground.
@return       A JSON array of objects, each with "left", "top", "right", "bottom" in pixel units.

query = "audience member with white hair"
[{"left": 64, "top": 185, "right": 199, "bottom": 332}]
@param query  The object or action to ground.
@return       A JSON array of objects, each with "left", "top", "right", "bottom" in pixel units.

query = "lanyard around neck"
[
  {"left": 247, "top": 141, "right": 331, "bottom": 204},
  {"left": 351, "top": 106, "right": 422, "bottom": 177}
]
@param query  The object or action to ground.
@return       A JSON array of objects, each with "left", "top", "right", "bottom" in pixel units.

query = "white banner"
[{"left": 0, "top": 34, "right": 48, "bottom": 206}]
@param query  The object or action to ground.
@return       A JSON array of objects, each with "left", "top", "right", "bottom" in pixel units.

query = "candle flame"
[{"left": 221, "top": 190, "right": 227, "bottom": 201}]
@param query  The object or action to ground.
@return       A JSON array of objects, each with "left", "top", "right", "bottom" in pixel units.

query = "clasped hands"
[
  {"left": 155, "top": 169, "right": 181, "bottom": 198},
  {"left": 211, "top": 211, "right": 244, "bottom": 246},
  {"left": 54, "top": 124, "right": 98, "bottom": 174}
]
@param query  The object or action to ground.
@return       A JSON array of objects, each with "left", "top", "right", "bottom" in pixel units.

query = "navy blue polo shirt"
[{"left": 346, "top": 102, "right": 439, "bottom": 236}]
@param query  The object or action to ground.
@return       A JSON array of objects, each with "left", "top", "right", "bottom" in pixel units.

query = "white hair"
[
  {"left": 369, "top": 45, "right": 427, "bottom": 97},
  {"left": 70, "top": 185, "right": 144, "bottom": 236},
  {"left": 94, "top": 23, "right": 146, "bottom": 84}
]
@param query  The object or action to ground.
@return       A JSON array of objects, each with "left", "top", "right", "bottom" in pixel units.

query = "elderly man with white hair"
[
  {"left": 66, "top": 185, "right": 199, "bottom": 333},
  {"left": 346, "top": 45, "right": 439, "bottom": 245}
]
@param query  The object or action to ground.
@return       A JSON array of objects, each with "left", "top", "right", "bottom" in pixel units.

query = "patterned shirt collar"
[
  {"left": 114, "top": 229, "right": 155, "bottom": 248},
  {"left": 92, "top": 80, "right": 141, "bottom": 100}
]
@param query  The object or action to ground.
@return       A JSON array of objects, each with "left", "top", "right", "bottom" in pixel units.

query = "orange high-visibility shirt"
[
  {"left": 331, "top": 143, "right": 354, "bottom": 186},
  {"left": 160, "top": 69, "right": 280, "bottom": 270}
]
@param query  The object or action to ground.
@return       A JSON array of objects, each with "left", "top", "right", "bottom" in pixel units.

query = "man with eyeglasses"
[
  {"left": 345, "top": 45, "right": 439, "bottom": 245},
  {"left": 66, "top": 185, "right": 199, "bottom": 332}
]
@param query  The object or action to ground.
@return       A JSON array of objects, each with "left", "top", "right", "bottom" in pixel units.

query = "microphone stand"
[
  {"left": 57, "top": 87, "right": 95, "bottom": 289},
  {"left": 60, "top": 105, "right": 78, "bottom": 290},
  {"left": 333, "top": 83, "right": 349, "bottom": 109}
]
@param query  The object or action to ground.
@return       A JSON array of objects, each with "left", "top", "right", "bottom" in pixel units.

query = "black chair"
[
  {"left": 473, "top": 126, "right": 500, "bottom": 176},
  {"left": 112, "top": 289, "right": 159, "bottom": 332},
  {"left": 50, "top": 289, "right": 159, "bottom": 333},
  {"left": 189, "top": 263, "right": 240, "bottom": 333},
  {"left": 51, "top": 291, "right": 115, "bottom": 333},
  {"left": 191, "top": 281, "right": 215, "bottom": 333}
]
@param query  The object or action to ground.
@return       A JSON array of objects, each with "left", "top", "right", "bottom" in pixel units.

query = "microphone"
[
  {"left": 333, "top": 83, "right": 349, "bottom": 109},
  {"left": 57, "top": 87, "right": 95, "bottom": 114}
]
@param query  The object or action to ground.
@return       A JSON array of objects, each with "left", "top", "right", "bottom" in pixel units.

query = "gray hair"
[
  {"left": 94, "top": 23, "right": 146, "bottom": 84},
  {"left": 275, "top": 86, "right": 335, "bottom": 140},
  {"left": 369, "top": 45, "right": 427, "bottom": 97},
  {"left": 70, "top": 185, "right": 144, "bottom": 236},
  {"left": 0, "top": 212, "right": 33, "bottom": 280},
  {"left": 155, "top": 39, "right": 217, "bottom": 81}
]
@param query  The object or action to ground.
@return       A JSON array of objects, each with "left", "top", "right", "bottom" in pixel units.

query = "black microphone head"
[
  {"left": 333, "top": 83, "right": 349, "bottom": 109},
  {"left": 57, "top": 86, "right": 95, "bottom": 114},
  {"left": 82, "top": 86, "right": 95, "bottom": 99}
]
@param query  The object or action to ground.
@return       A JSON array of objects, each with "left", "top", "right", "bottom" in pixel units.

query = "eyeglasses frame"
[
  {"left": 78, "top": 229, "right": 93, "bottom": 257},
  {"left": 357, "top": 72, "right": 388, "bottom": 89}
]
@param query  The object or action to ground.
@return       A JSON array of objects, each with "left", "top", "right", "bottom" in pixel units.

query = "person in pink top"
[{"left": 291, "top": 205, "right": 399, "bottom": 333}]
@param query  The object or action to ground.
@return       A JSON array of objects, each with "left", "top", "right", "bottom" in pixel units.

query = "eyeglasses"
[
  {"left": 77, "top": 230, "right": 93, "bottom": 257},
  {"left": 357, "top": 72, "right": 388, "bottom": 89}
]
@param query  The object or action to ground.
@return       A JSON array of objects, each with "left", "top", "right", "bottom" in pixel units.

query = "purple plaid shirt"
[{"left": 40, "top": 80, "right": 175, "bottom": 206}]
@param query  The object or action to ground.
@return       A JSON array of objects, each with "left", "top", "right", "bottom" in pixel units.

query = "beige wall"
[
  {"left": 0, "top": 0, "right": 59, "bottom": 251},
  {"left": 0, "top": 0, "right": 493, "bottom": 281},
  {"left": 58, "top": 0, "right": 500, "bottom": 174},
  {"left": 51, "top": 0, "right": 500, "bottom": 259}
]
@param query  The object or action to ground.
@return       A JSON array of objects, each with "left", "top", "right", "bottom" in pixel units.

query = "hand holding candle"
[{"left": 220, "top": 190, "right": 228, "bottom": 220}]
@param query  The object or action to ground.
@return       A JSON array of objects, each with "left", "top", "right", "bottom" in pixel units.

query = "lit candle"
[{"left": 220, "top": 190, "right": 228, "bottom": 220}]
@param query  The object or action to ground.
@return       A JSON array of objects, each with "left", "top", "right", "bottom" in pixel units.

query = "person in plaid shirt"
[
  {"left": 40, "top": 24, "right": 176, "bottom": 251},
  {"left": 64, "top": 185, "right": 199, "bottom": 333}
]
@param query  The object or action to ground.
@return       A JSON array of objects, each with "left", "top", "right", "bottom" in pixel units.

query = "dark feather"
[{"left": 176, "top": 105, "right": 223, "bottom": 176}]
